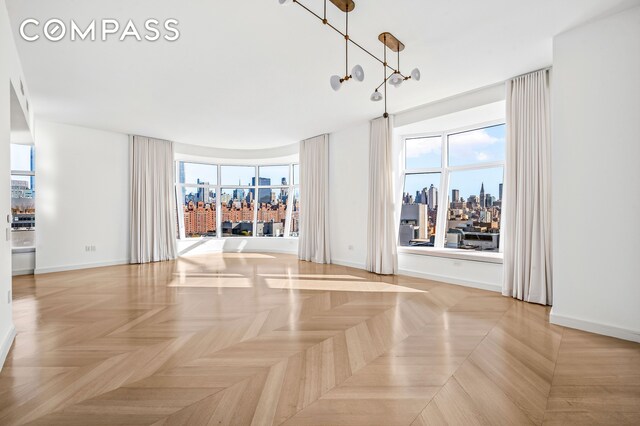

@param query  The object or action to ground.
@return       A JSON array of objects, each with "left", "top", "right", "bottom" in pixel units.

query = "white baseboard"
[
  {"left": 12, "top": 269, "right": 34, "bottom": 276},
  {"left": 331, "top": 259, "right": 502, "bottom": 293},
  {"left": 398, "top": 268, "right": 502, "bottom": 293},
  {"left": 226, "top": 248, "right": 298, "bottom": 255},
  {"left": 0, "top": 325, "right": 16, "bottom": 371},
  {"left": 331, "top": 258, "right": 367, "bottom": 270},
  {"left": 550, "top": 311, "right": 640, "bottom": 343},
  {"left": 35, "top": 259, "right": 129, "bottom": 275}
]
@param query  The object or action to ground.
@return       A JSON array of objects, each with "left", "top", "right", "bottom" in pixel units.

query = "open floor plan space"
[{"left": 1, "top": 253, "right": 638, "bottom": 425}]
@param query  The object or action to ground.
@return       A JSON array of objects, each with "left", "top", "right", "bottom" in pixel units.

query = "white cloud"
[
  {"left": 406, "top": 137, "right": 440, "bottom": 159},
  {"left": 449, "top": 129, "right": 500, "bottom": 147},
  {"left": 475, "top": 152, "right": 489, "bottom": 161}
]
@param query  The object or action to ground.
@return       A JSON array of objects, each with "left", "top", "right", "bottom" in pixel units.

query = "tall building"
[
  {"left": 252, "top": 177, "right": 271, "bottom": 204},
  {"left": 452, "top": 189, "right": 460, "bottom": 204},
  {"left": 179, "top": 161, "right": 185, "bottom": 184},
  {"left": 499, "top": 183, "right": 503, "bottom": 201},
  {"left": 480, "top": 183, "right": 485, "bottom": 208},
  {"left": 427, "top": 184, "right": 438, "bottom": 210}
]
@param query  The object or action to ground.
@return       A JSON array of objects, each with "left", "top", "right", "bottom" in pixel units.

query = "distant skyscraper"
[
  {"left": 499, "top": 183, "right": 503, "bottom": 201},
  {"left": 480, "top": 183, "right": 485, "bottom": 208},
  {"left": 486, "top": 194, "right": 493, "bottom": 207},
  {"left": 197, "top": 179, "right": 209, "bottom": 202},
  {"left": 233, "top": 188, "right": 245, "bottom": 201},
  {"left": 179, "top": 162, "right": 185, "bottom": 184},
  {"left": 452, "top": 189, "right": 460, "bottom": 204},
  {"left": 427, "top": 184, "right": 438, "bottom": 210}
]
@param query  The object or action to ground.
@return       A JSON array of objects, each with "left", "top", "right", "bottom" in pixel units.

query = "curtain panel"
[
  {"left": 298, "top": 134, "right": 331, "bottom": 264},
  {"left": 130, "top": 135, "right": 178, "bottom": 264},
  {"left": 366, "top": 116, "right": 398, "bottom": 275},
  {"left": 503, "top": 69, "right": 553, "bottom": 305}
]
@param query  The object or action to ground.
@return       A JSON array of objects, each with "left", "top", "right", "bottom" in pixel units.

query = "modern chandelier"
[{"left": 279, "top": 0, "right": 420, "bottom": 118}]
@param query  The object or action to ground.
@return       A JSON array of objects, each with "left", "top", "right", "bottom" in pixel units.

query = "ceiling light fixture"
[{"left": 280, "top": 0, "right": 420, "bottom": 118}]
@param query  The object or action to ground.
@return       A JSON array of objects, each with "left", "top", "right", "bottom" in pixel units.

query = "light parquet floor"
[{"left": 1, "top": 253, "right": 638, "bottom": 425}]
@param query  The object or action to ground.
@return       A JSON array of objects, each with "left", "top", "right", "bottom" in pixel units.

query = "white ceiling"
[{"left": 6, "top": 0, "right": 637, "bottom": 149}]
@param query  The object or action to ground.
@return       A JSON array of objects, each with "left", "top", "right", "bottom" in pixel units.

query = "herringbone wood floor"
[{"left": 0, "top": 253, "right": 638, "bottom": 425}]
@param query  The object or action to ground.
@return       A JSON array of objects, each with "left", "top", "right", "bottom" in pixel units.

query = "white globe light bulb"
[
  {"left": 370, "top": 90, "right": 383, "bottom": 102},
  {"left": 411, "top": 68, "right": 421, "bottom": 81},
  {"left": 352, "top": 65, "right": 365, "bottom": 82},
  {"left": 389, "top": 72, "right": 404, "bottom": 87},
  {"left": 330, "top": 75, "right": 342, "bottom": 91}
]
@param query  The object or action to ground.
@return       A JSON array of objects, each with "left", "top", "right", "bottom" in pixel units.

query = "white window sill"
[
  {"left": 397, "top": 246, "right": 503, "bottom": 264},
  {"left": 178, "top": 236, "right": 299, "bottom": 241},
  {"left": 12, "top": 247, "right": 36, "bottom": 254}
]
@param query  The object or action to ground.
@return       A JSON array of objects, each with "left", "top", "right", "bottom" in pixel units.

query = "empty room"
[{"left": 0, "top": 0, "right": 639, "bottom": 424}]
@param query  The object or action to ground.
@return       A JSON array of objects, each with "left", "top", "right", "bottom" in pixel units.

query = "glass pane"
[
  {"left": 405, "top": 136, "right": 441, "bottom": 169},
  {"left": 11, "top": 144, "right": 34, "bottom": 172},
  {"left": 256, "top": 188, "right": 288, "bottom": 237},
  {"left": 179, "top": 162, "right": 217, "bottom": 185},
  {"left": 290, "top": 187, "right": 300, "bottom": 237},
  {"left": 180, "top": 186, "right": 216, "bottom": 238},
  {"left": 445, "top": 167, "right": 503, "bottom": 251},
  {"left": 399, "top": 173, "right": 440, "bottom": 247},
  {"left": 221, "top": 188, "right": 254, "bottom": 237},
  {"left": 293, "top": 164, "right": 299, "bottom": 185},
  {"left": 221, "top": 165, "right": 255, "bottom": 186},
  {"left": 11, "top": 175, "right": 35, "bottom": 231},
  {"left": 448, "top": 124, "right": 506, "bottom": 167},
  {"left": 258, "top": 165, "right": 289, "bottom": 186}
]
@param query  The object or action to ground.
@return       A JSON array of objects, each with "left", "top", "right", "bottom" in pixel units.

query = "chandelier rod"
[
  {"left": 292, "top": 0, "right": 406, "bottom": 77},
  {"left": 345, "top": 7, "right": 349, "bottom": 78},
  {"left": 384, "top": 33, "right": 388, "bottom": 117}
]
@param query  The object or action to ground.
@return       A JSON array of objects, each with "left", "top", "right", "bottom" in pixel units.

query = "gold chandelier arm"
[{"left": 292, "top": 0, "right": 397, "bottom": 74}]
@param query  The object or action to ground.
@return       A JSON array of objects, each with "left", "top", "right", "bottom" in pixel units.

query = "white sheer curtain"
[
  {"left": 298, "top": 134, "right": 331, "bottom": 264},
  {"left": 366, "top": 116, "right": 398, "bottom": 275},
  {"left": 503, "top": 69, "right": 553, "bottom": 305},
  {"left": 130, "top": 135, "right": 178, "bottom": 264}
]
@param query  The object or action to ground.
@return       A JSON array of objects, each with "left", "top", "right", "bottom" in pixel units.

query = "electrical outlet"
[{"left": 91, "top": 245, "right": 96, "bottom": 252}]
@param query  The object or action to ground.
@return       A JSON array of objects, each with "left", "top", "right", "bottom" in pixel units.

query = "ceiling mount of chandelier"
[{"left": 279, "top": 0, "right": 420, "bottom": 118}]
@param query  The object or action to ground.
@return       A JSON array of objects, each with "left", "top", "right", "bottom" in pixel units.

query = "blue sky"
[
  {"left": 182, "top": 164, "right": 291, "bottom": 187},
  {"left": 404, "top": 124, "right": 505, "bottom": 202}
]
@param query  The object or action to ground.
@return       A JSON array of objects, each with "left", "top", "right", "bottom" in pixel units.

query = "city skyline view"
[
  {"left": 405, "top": 124, "right": 505, "bottom": 200},
  {"left": 178, "top": 162, "right": 299, "bottom": 238}
]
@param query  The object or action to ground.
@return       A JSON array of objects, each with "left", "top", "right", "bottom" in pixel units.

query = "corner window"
[{"left": 175, "top": 162, "right": 299, "bottom": 239}]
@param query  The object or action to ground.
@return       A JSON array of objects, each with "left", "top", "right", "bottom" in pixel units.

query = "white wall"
[
  {"left": 178, "top": 237, "right": 298, "bottom": 257},
  {"left": 1, "top": 0, "right": 33, "bottom": 369},
  {"left": 35, "top": 121, "right": 130, "bottom": 273},
  {"left": 329, "top": 122, "right": 370, "bottom": 268},
  {"left": 11, "top": 251, "right": 34, "bottom": 275},
  {"left": 550, "top": 6, "right": 640, "bottom": 342}
]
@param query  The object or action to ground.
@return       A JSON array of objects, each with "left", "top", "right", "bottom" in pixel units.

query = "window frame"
[
  {"left": 400, "top": 119, "right": 505, "bottom": 255},
  {"left": 10, "top": 144, "right": 36, "bottom": 249},
  {"left": 176, "top": 161, "right": 299, "bottom": 239}
]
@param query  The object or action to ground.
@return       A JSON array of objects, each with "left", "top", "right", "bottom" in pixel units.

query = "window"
[
  {"left": 400, "top": 123, "right": 505, "bottom": 253},
  {"left": 177, "top": 162, "right": 217, "bottom": 238},
  {"left": 399, "top": 173, "right": 441, "bottom": 246},
  {"left": 10, "top": 144, "right": 35, "bottom": 248},
  {"left": 175, "top": 162, "right": 299, "bottom": 239}
]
